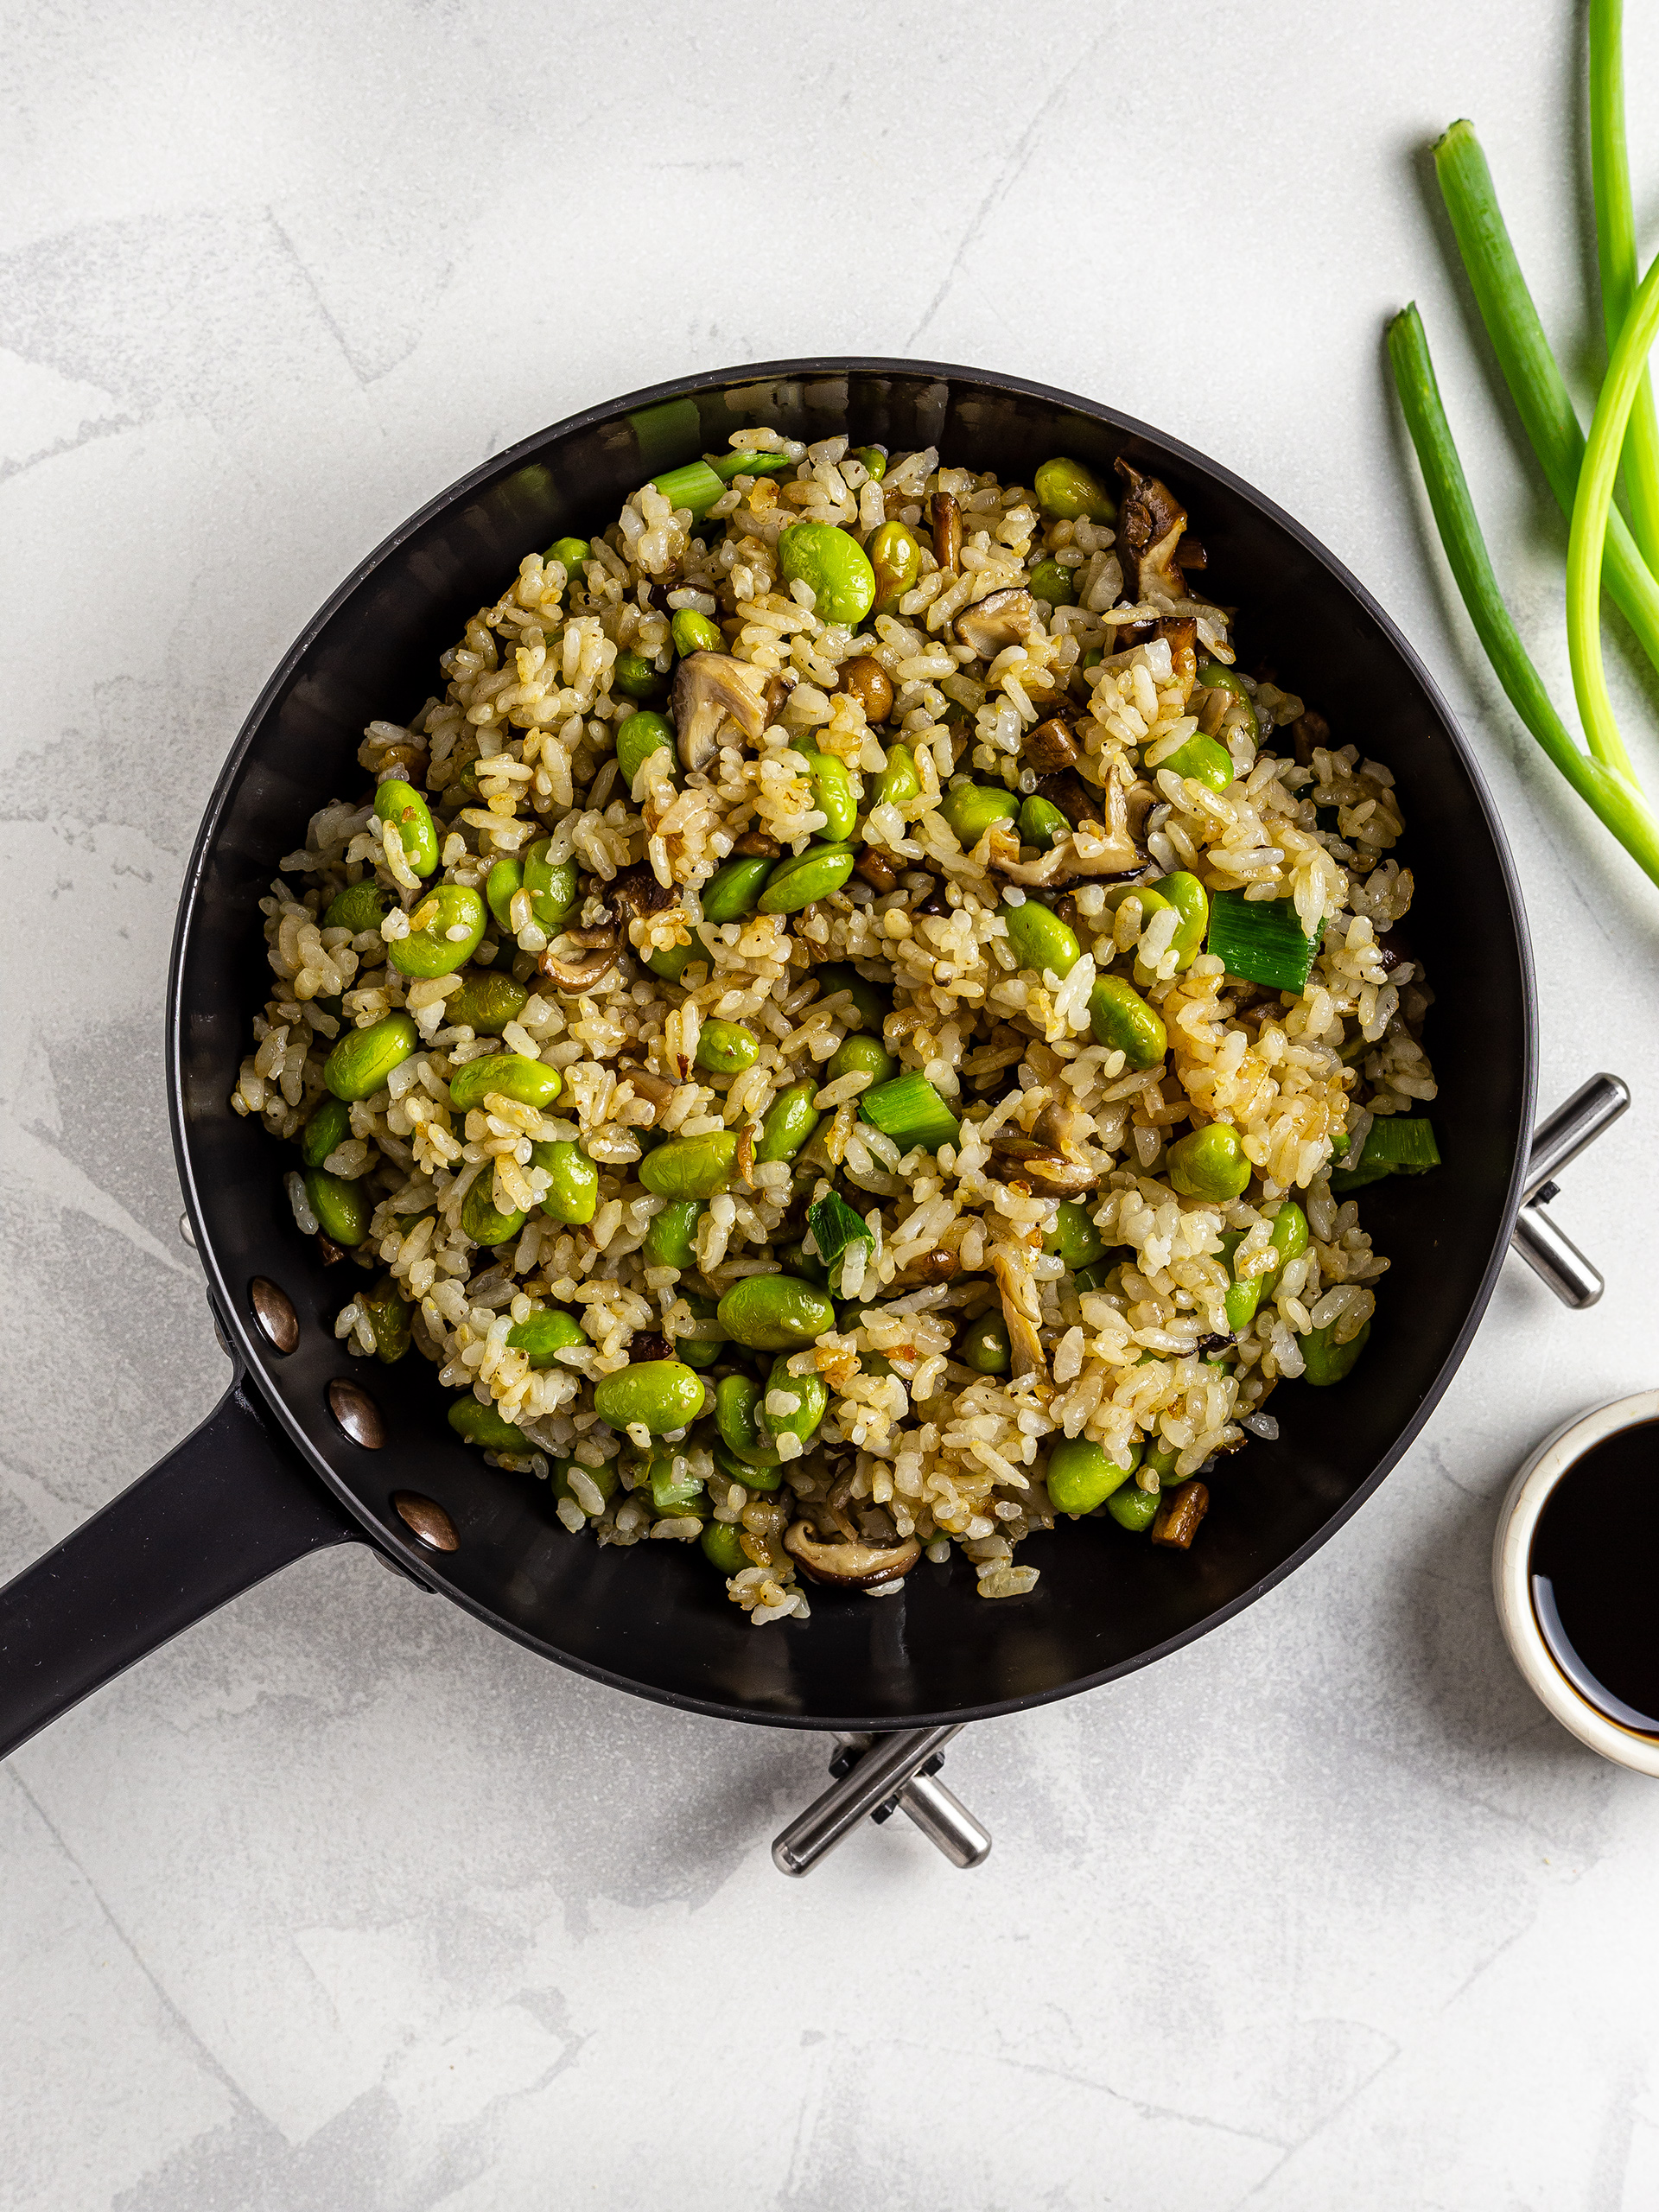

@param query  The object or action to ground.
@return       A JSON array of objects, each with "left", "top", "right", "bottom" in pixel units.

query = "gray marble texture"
[{"left": 4, "top": 2, "right": 1659, "bottom": 2204}]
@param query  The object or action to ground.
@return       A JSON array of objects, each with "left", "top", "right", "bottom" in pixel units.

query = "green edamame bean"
[
  {"left": 639, "top": 1130, "right": 739, "bottom": 1199},
  {"left": 645, "top": 925, "right": 712, "bottom": 982},
  {"left": 300, "top": 1095, "right": 352, "bottom": 1169},
  {"left": 701, "top": 855, "right": 775, "bottom": 923},
  {"left": 388, "top": 883, "right": 486, "bottom": 978},
  {"left": 374, "top": 779, "right": 439, "bottom": 877},
  {"left": 505, "top": 1307, "right": 588, "bottom": 1367},
  {"left": 868, "top": 519, "right": 921, "bottom": 615},
  {"left": 1106, "top": 1482, "right": 1160, "bottom": 1533},
  {"left": 448, "top": 1396, "right": 532, "bottom": 1452},
  {"left": 1045, "top": 1201, "right": 1105, "bottom": 1269},
  {"left": 1166, "top": 1122, "right": 1251, "bottom": 1202},
  {"left": 702, "top": 1520, "right": 749, "bottom": 1573},
  {"left": 358, "top": 1274, "right": 411, "bottom": 1363},
  {"left": 644, "top": 1198, "right": 703, "bottom": 1270},
  {"left": 304, "top": 1167, "right": 369, "bottom": 1248},
  {"left": 756, "top": 842, "right": 857, "bottom": 913},
  {"left": 1298, "top": 1317, "right": 1372, "bottom": 1386},
  {"left": 814, "top": 963, "right": 889, "bottom": 1032},
  {"left": 447, "top": 970, "right": 529, "bottom": 1037},
  {"left": 321, "top": 880, "right": 391, "bottom": 934},
  {"left": 779, "top": 521, "right": 877, "bottom": 626},
  {"left": 531, "top": 1138, "right": 598, "bottom": 1225},
  {"left": 756, "top": 1082, "right": 821, "bottom": 1164},
  {"left": 1046, "top": 1436, "right": 1141, "bottom": 1516},
  {"left": 552, "top": 1456, "right": 620, "bottom": 1510},
  {"left": 1154, "top": 732, "right": 1234, "bottom": 792},
  {"left": 671, "top": 1290, "right": 727, "bottom": 1370},
  {"left": 766, "top": 1355, "right": 827, "bottom": 1448},
  {"left": 615, "top": 709, "right": 676, "bottom": 785},
  {"left": 940, "top": 784, "right": 1020, "bottom": 850},
  {"left": 1224, "top": 1201, "right": 1309, "bottom": 1334},
  {"left": 545, "top": 536, "right": 592, "bottom": 577},
  {"left": 1086, "top": 978, "right": 1166, "bottom": 1069},
  {"left": 715, "top": 1373, "right": 782, "bottom": 1466},
  {"left": 958, "top": 1311, "right": 1012, "bottom": 1375},
  {"left": 461, "top": 1176, "right": 528, "bottom": 1247},
  {"left": 1154, "top": 871, "right": 1210, "bottom": 969},
  {"left": 1027, "top": 558, "right": 1076, "bottom": 607},
  {"left": 710, "top": 1437, "right": 784, "bottom": 1492},
  {"left": 1197, "top": 656, "right": 1252, "bottom": 702},
  {"left": 804, "top": 751, "right": 858, "bottom": 842},
  {"left": 716, "top": 1274, "right": 836, "bottom": 1351},
  {"left": 779, "top": 1239, "right": 829, "bottom": 1288},
  {"left": 594, "top": 1358, "right": 705, "bottom": 1435},
  {"left": 1033, "top": 456, "right": 1116, "bottom": 522},
  {"left": 696, "top": 1020, "right": 760, "bottom": 1076},
  {"left": 828, "top": 1033, "right": 898, "bottom": 1086},
  {"left": 670, "top": 608, "right": 723, "bottom": 657},
  {"left": 486, "top": 859, "right": 523, "bottom": 932},
  {"left": 874, "top": 741, "right": 919, "bottom": 812},
  {"left": 436, "top": 758, "right": 481, "bottom": 816},
  {"left": 850, "top": 446, "right": 888, "bottom": 480},
  {"left": 523, "top": 840, "right": 578, "bottom": 933},
  {"left": 1001, "top": 896, "right": 1080, "bottom": 979},
  {"left": 613, "top": 649, "right": 665, "bottom": 702},
  {"left": 1019, "top": 795, "right": 1070, "bottom": 850},
  {"left": 449, "top": 1052, "right": 563, "bottom": 1112},
  {"left": 324, "top": 1012, "right": 419, "bottom": 1102},
  {"left": 1141, "top": 1439, "right": 1180, "bottom": 1484}
]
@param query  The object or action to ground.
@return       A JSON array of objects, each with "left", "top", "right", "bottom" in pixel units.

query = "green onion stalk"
[
  {"left": 1388, "top": 302, "right": 1659, "bottom": 891},
  {"left": 1568, "top": 255, "right": 1659, "bottom": 796},
  {"left": 1433, "top": 119, "right": 1659, "bottom": 682},
  {"left": 1590, "top": 0, "right": 1659, "bottom": 574}
]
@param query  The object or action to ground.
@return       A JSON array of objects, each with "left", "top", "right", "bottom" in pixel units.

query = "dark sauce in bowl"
[{"left": 1530, "top": 1420, "right": 1659, "bottom": 1734}]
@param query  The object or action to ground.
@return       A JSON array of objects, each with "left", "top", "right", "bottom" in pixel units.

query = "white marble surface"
[{"left": 4, "top": 3, "right": 1659, "bottom": 2204}]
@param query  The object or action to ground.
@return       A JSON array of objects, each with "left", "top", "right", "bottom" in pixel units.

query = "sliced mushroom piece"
[
  {"left": 539, "top": 926, "right": 620, "bottom": 994},
  {"left": 733, "top": 828, "right": 781, "bottom": 857},
  {"left": 1114, "top": 459, "right": 1190, "bottom": 602},
  {"left": 784, "top": 1522, "right": 922, "bottom": 1589},
  {"left": 931, "top": 490, "right": 962, "bottom": 575},
  {"left": 1153, "top": 616, "right": 1198, "bottom": 699},
  {"left": 989, "top": 1140, "right": 1099, "bottom": 1200},
  {"left": 991, "top": 1246, "right": 1047, "bottom": 1379},
  {"left": 1033, "top": 767, "right": 1093, "bottom": 827},
  {"left": 991, "top": 776, "right": 1142, "bottom": 885},
  {"left": 1151, "top": 1479, "right": 1209, "bottom": 1549},
  {"left": 954, "top": 587, "right": 1037, "bottom": 658},
  {"left": 607, "top": 861, "right": 676, "bottom": 921},
  {"left": 670, "top": 652, "right": 769, "bottom": 772},
  {"left": 1031, "top": 1098, "right": 1094, "bottom": 1162},
  {"left": 1024, "top": 717, "right": 1078, "bottom": 774}
]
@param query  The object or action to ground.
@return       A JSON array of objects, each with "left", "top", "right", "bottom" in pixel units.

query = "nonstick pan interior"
[{"left": 172, "top": 359, "right": 1535, "bottom": 1727}]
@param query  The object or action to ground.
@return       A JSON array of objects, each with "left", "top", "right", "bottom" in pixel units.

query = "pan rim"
[{"left": 168, "top": 354, "right": 1539, "bottom": 1731}]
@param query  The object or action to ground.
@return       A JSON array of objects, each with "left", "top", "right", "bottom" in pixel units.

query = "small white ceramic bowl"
[{"left": 1492, "top": 1389, "right": 1659, "bottom": 1777}]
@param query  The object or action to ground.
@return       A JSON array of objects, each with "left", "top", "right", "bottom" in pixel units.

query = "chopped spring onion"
[
  {"left": 858, "top": 1071, "right": 961, "bottom": 1154},
  {"left": 1388, "top": 303, "right": 1659, "bottom": 890},
  {"left": 1331, "top": 1116, "right": 1441, "bottom": 1194},
  {"left": 649, "top": 460, "right": 725, "bottom": 520},
  {"left": 1205, "top": 890, "right": 1324, "bottom": 993},
  {"left": 709, "top": 448, "right": 796, "bottom": 484},
  {"left": 1590, "top": 0, "right": 1659, "bottom": 575},
  {"left": 806, "top": 1192, "right": 874, "bottom": 1283},
  {"left": 1432, "top": 120, "right": 1659, "bottom": 679}
]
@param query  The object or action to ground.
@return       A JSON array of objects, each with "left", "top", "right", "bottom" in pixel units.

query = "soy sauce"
[{"left": 1530, "top": 1421, "right": 1659, "bottom": 1733}]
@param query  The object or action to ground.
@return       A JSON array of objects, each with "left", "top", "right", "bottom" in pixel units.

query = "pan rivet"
[
  {"left": 391, "top": 1491, "right": 459, "bottom": 1552},
  {"left": 250, "top": 1276, "right": 300, "bottom": 1355},
  {"left": 328, "top": 1379, "right": 385, "bottom": 1449}
]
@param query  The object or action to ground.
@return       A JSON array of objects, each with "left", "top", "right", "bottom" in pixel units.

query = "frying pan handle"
[{"left": 0, "top": 1375, "right": 362, "bottom": 1760}]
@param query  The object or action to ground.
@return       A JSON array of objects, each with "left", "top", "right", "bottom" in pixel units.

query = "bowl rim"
[
  {"left": 168, "top": 355, "right": 1540, "bottom": 1728},
  {"left": 1492, "top": 1389, "right": 1659, "bottom": 1776}
]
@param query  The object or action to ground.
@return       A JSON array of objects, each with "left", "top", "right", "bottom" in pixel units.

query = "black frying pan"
[{"left": 0, "top": 359, "right": 1537, "bottom": 1760}]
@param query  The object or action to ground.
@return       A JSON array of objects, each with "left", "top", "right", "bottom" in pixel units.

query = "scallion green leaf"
[
  {"left": 1388, "top": 303, "right": 1659, "bottom": 890},
  {"left": 650, "top": 461, "right": 725, "bottom": 520},
  {"left": 1330, "top": 1115, "right": 1440, "bottom": 1195},
  {"left": 709, "top": 449, "right": 796, "bottom": 484},
  {"left": 858, "top": 1071, "right": 961, "bottom": 1154},
  {"left": 1590, "top": 0, "right": 1659, "bottom": 575},
  {"left": 1205, "top": 890, "right": 1324, "bottom": 993},
  {"left": 806, "top": 1192, "right": 873, "bottom": 1278}
]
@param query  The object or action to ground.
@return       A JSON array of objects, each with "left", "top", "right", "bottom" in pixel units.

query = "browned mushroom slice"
[
  {"left": 539, "top": 926, "right": 620, "bottom": 994},
  {"left": 607, "top": 861, "right": 676, "bottom": 921},
  {"left": 1114, "top": 459, "right": 1190, "bottom": 602},
  {"left": 992, "top": 776, "right": 1141, "bottom": 885},
  {"left": 783, "top": 1523, "right": 922, "bottom": 1589},
  {"left": 1024, "top": 717, "right": 1078, "bottom": 774},
  {"left": 1151, "top": 1479, "right": 1209, "bottom": 1549},
  {"left": 1153, "top": 616, "right": 1198, "bottom": 698},
  {"left": 1033, "top": 767, "right": 1093, "bottom": 827},
  {"left": 1031, "top": 1098, "right": 1094, "bottom": 1161},
  {"left": 931, "top": 490, "right": 962, "bottom": 575},
  {"left": 733, "top": 827, "right": 782, "bottom": 857},
  {"left": 670, "top": 652, "right": 768, "bottom": 772},
  {"left": 990, "top": 1245, "right": 1046, "bottom": 1379},
  {"left": 954, "top": 588, "right": 1037, "bottom": 658},
  {"left": 989, "top": 1140, "right": 1098, "bottom": 1200}
]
